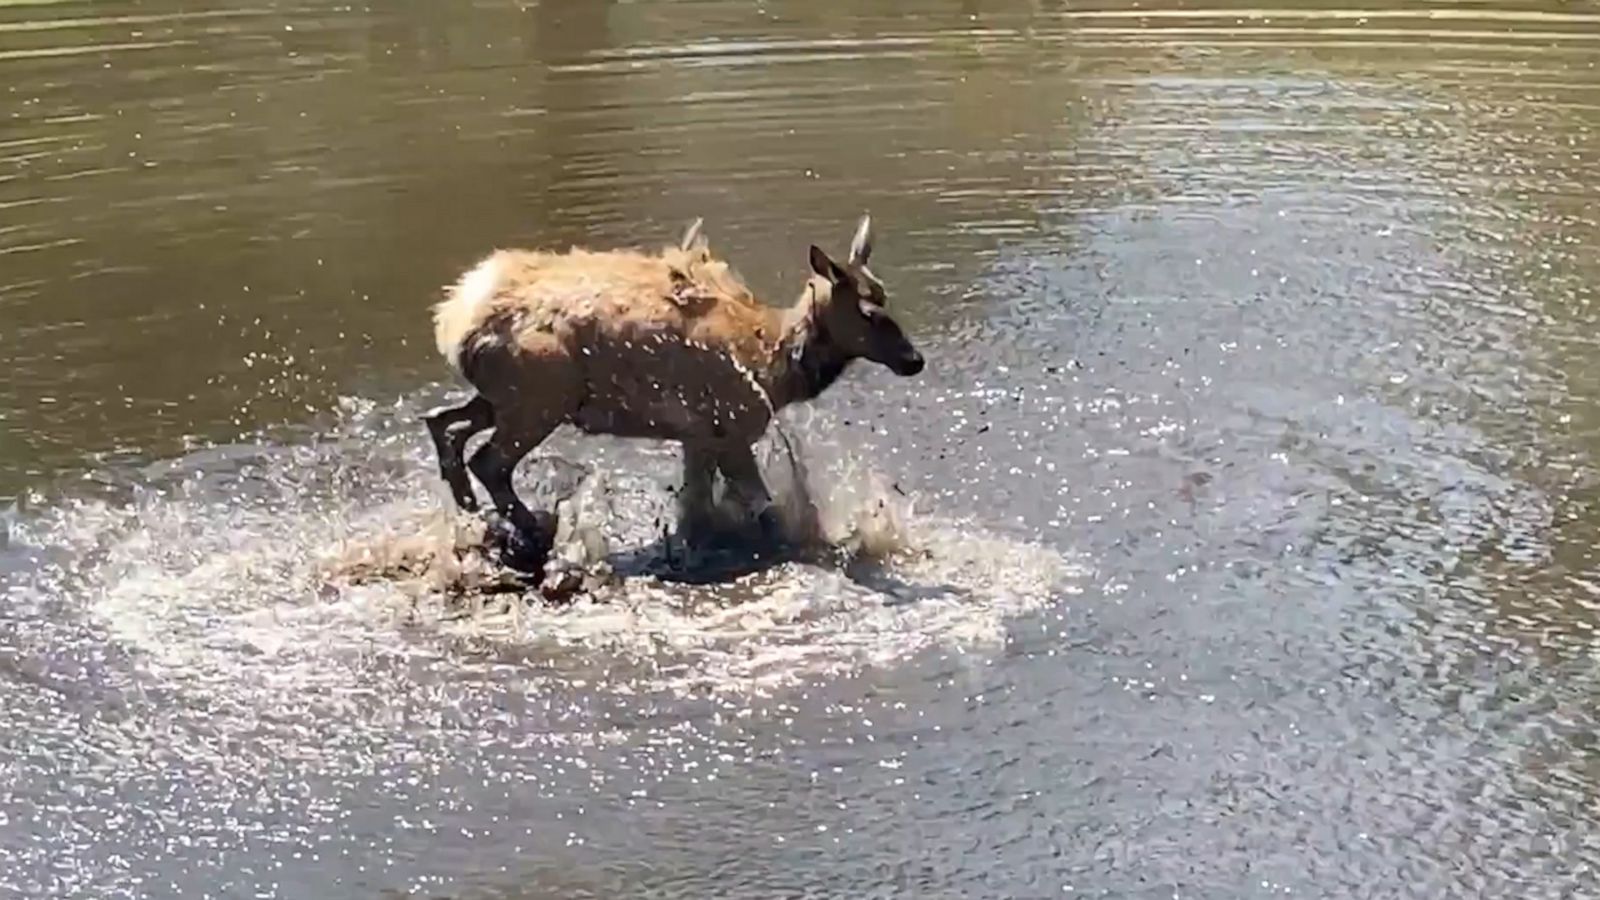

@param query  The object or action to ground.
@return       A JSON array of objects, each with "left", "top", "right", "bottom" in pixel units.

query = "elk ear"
[
  {"left": 848, "top": 214, "right": 873, "bottom": 266},
  {"left": 679, "top": 217, "right": 706, "bottom": 252},
  {"left": 809, "top": 244, "right": 849, "bottom": 284}
]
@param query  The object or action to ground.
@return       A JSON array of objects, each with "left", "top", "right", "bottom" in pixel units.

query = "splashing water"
[{"left": 6, "top": 395, "right": 1085, "bottom": 699}]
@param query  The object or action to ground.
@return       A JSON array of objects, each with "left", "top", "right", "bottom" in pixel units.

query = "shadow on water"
[
  {"left": 607, "top": 527, "right": 821, "bottom": 587},
  {"left": 842, "top": 562, "right": 964, "bottom": 609}
]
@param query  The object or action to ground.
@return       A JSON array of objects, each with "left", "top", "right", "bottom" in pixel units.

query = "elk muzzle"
[{"left": 890, "top": 347, "right": 925, "bottom": 376}]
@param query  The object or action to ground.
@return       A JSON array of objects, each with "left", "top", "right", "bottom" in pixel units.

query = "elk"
[{"left": 422, "top": 214, "right": 924, "bottom": 572}]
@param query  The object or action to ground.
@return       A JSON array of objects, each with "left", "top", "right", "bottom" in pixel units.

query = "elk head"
[{"left": 807, "top": 215, "right": 924, "bottom": 377}]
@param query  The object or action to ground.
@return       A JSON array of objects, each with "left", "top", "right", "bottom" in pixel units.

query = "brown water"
[{"left": 6, "top": 0, "right": 1600, "bottom": 896}]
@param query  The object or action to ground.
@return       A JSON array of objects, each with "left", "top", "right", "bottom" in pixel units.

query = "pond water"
[{"left": 4, "top": 0, "right": 1600, "bottom": 896}]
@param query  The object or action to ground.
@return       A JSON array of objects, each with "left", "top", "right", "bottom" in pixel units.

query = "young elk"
[{"left": 422, "top": 215, "right": 924, "bottom": 572}]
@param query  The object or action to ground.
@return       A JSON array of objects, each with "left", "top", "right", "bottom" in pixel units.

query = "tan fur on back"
[
  {"left": 432, "top": 240, "right": 793, "bottom": 444},
  {"left": 435, "top": 244, "right": 775, "bottom": 370}
]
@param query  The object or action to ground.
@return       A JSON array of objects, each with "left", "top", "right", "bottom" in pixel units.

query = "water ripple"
[{"left": 4, "top": 0, "right": 1600, "bottom": 896}]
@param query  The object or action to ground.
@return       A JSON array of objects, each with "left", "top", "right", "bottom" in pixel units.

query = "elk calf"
[{"left": 423, "top": 215, "right": 924, "bottom": 572}]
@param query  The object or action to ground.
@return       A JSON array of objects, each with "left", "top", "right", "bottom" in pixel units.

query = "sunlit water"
[{"left": 6, "top": 0, "right": 1600, "bottom": 897}]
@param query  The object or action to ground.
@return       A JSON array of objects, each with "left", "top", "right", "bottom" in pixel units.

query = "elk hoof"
[
  {"left": 483, "top": 512, "right": 550, "bottom": 576},
  {"left": 447, "top": 476, "right": 480, "bottom": 514},
  {"left": 665, "top": 524, "right": 708, "bottom": 573},
  {"left": 539, "top": 564, "right": 585, "bottom": 604},
  {"left": 678, "top": 512, "right": 716, "bottom": 550},
  {"left": 755, "top": 507, "right": 784, "bottom": 544}
]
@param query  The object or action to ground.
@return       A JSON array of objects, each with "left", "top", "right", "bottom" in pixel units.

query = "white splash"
[{"left": 12, "top": 397, "right": 1086, "bottom": 699}]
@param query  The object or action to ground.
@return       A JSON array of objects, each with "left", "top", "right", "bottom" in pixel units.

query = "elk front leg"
[
  {"left": 423, "top": 394, "right": 494, "bottom": 512},
  {"left": 677, "top": 443, "right": 717, "bottom": 545},
  {"left": 717, "top": 444, "right": 782, "bottom": 540}
]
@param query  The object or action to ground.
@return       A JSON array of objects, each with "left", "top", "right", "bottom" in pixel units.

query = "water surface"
[{"left": 5, "top": 0, "right": 1600, "bottom": 896}]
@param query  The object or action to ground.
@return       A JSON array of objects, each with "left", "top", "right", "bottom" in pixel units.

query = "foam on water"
[{"left": 7, "top": 396, "right": 1085, "bottom": 699}]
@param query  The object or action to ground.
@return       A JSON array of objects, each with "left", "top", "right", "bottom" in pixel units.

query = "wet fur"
[{"left": 422, "top": 216, "right": 922, "bottom": 576}]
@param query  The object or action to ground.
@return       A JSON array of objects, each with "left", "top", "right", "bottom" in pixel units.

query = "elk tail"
[{"left": 432, "top": 253, "right": 508, "bottom": 376}]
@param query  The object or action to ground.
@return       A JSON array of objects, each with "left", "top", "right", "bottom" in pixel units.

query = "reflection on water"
[{"left": 5, "top": 0, "right": 1600, "bottom": 896}]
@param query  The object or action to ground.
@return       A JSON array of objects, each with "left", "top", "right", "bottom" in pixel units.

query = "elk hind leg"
[
  {"left": 463, "top": 334, "right": 579, "bottom": 572},
  {"left": 467, "top": 401, "right": 568, "bottom": 572},
  {"left": 469, "top": 417, "right": 559, "bottom": 535},
  {"left": 423, "top": 394, "right": 495, "bottom": 512},
  {"left": 717, "top": 444, "right": 782, "bottom": 540}
]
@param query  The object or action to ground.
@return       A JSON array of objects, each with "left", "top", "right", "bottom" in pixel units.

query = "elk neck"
[{"left": 766, "top": 280, "right": 853, "bottom": 409}]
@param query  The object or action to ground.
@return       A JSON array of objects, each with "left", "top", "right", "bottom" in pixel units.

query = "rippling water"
[{"left": 6, "top": 0, "right": 1600, "bottom": 896}]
